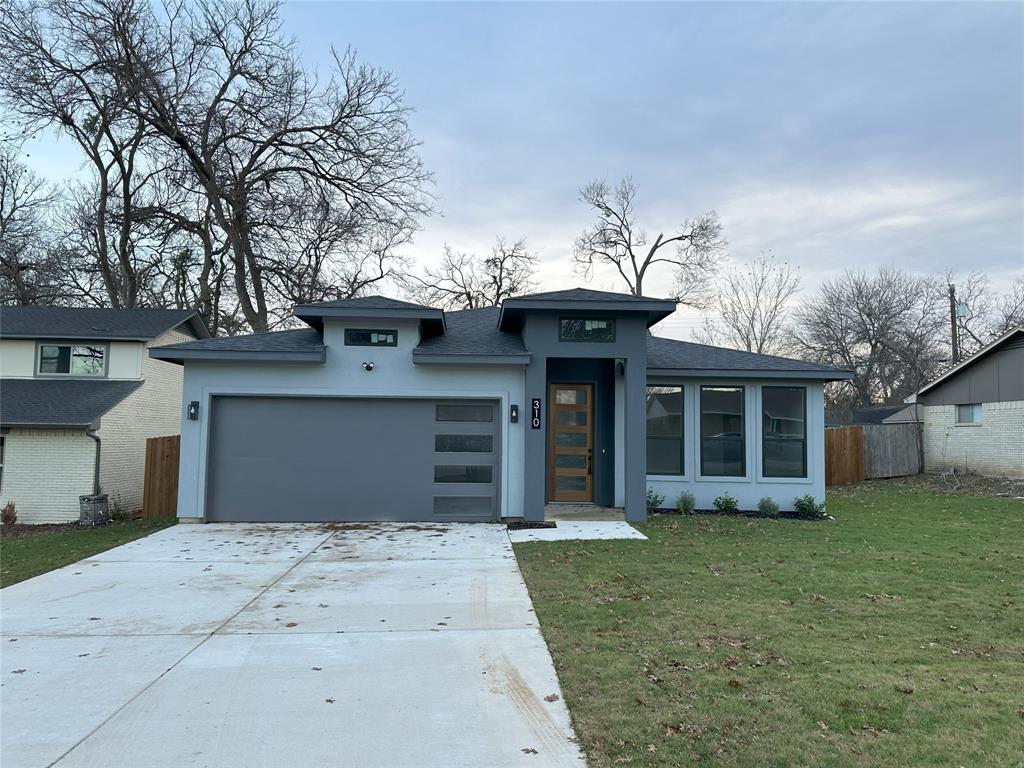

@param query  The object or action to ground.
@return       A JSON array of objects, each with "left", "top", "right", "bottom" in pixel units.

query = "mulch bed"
[{"left": 0, "top": 522, "right": 82, "bottom": 539}]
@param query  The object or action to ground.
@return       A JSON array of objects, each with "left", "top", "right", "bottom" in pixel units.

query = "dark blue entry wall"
[{"left": 546, "top": 358, "right": 616, "bottom": 507}]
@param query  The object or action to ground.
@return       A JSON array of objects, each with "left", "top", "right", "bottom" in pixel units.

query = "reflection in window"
[
  {"left": 38, "top": 344, "right": 105, "bottom": 376},
  {"left": 646, "top": 386, "right": 683, "bottom": 475},
  {"left": 762, "top": 387, "right": 806, "bottom": 477},
  {"left": 700, "top": 386, "right": 745, "bottom": 476}
]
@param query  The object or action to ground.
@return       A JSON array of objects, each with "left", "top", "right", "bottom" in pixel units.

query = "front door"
[{"left": 547, "top": 383, "right": 594, "bottom": 502}]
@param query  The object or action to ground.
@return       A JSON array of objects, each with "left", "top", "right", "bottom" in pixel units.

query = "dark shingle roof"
[
  {"left": 295, "top": 295, "right": 432, "bottom": 311},
  {"left": 646, "top": 335, "right": 853, "bottom": 379},
  {"left": 509, "top": 288, "right": 663, "bottom": 302},
  {"left": 0, "top": 306, "right": 207, "bottom": 340},
  {"left": 0, "top": 378, "right": 142, "bottom": 427},
  {"left": 148, "top": 328, "right": 326, "bottom": 364},
  {"left": 413, "top": 307, "right": 529, "bottom": 360}
]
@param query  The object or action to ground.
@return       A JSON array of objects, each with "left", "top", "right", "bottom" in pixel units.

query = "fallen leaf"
[
  {"left": 325, "top": 697, "right": 335, "bottom": 704},
  {"left": 521, "top": 747, "right": 538, "bottom": 754},
  {"left": 728, "top": 678, "right": 742, "bottom": 688},
  {"left": 311, "top": 667, "right": 322, "bottom": 671},
  {"left": 11, "top": 669, "right": 26, "bottom": 674},
  {"left": 543, "top": 694, "right": 560, "bottom": 702},
  {"left": 285, "top": 622, "right": 298, "bottom": 627}
]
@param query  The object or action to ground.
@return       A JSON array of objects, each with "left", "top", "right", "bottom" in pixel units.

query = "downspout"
[{"left": 86, "top": 426, "right": 101, "bottom": 495}]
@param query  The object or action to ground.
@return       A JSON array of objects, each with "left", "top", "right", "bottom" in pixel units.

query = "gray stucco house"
[
  {"left": 150, "top": 288, "right": 852, "bottom": 523},
  {"left": 915, "top": 326, "right": 1024, "bottom": 479}
]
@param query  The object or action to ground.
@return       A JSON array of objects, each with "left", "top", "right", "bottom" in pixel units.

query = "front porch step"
[{"left": 543, "top": 504, "right": 625, "bottom": 522}]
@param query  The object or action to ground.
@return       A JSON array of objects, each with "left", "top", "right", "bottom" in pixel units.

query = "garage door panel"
[{"left": 206, "top": 397, "right": 498, "bottom": 522}]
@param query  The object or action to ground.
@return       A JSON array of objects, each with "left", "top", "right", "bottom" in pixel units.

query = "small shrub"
[
  {"left": 676, "top": 491, "right": 696, "bottom": 514},
  {"left": 646, "top": 487, "right": 666, "bottom": 515},
  {"left": 1, "top": 501, "right": 16, "bottom": 526},
  {"left": 713, "top": 493, "right": 739, "bottom": 514},
  {"left": 757, "top": 496, "right": 780, "bottom": 516},
  {"left": 792, "top": 494, "right": 826, "bottom": 518}
]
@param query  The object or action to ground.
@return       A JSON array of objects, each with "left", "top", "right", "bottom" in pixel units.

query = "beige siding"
[
  {"left": 923, "top": 401, "right": 1024, "bottom": 479},
  {"left": 97, "top": 329, "right": 191, "bottom": 513},
  {"left": 0, "top": 340, "right": 37, "bottom": 377},
  {"left": 0, "top": 428, "right": 96, "bottom": 523}
]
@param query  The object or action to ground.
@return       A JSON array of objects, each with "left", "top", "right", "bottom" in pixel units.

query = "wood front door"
[{"left": 547, "top": 383, "right": 594, "bottom": 502}]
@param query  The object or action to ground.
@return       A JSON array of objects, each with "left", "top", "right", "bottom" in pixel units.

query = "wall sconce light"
[
  {"left": 510, "top": 404, "right": 519, "bottom": 423},
  {"left": 361, "top": 361, "right": 375, "bottom": 372},
  {"left": 187, "top": 401, "right": 200, "bottom": 420},
  {"left": 616, "top": 359, "right": 626, "bottom": 377}
]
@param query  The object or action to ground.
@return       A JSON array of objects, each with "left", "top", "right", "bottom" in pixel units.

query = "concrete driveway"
[{"left": 1, "top": 523, "right": 583, "bottom": 767}]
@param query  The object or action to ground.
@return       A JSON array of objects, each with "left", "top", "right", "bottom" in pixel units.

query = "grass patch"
[
  {"left": 515, "top": 485, "right": 1023, "bottom": 767},
  {"left": 0, "top": 519, "right": 176, "bottom": 587}
]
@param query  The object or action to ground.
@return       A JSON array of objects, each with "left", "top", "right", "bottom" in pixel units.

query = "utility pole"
[{"left": 948, "top": 283, "right": 960, "bottom": 363}]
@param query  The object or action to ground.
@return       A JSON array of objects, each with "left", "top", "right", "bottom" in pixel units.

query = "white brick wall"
[
  {"left": 923, "top": 400, "right": 1024, "bottom": 479},
  {"left": 97, "top": 329, "right": 190, "bottom": 513},
  {"left": 0, "top": 428, "right": 96, "bottom": 523}
]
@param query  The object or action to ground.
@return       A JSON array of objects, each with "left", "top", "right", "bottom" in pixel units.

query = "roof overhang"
[
  {"left": 498, "top": 297, "right": 676, "bottom": 331},
  {"left": 916, "top": 326, "right": 1024, "bottom": 397},
  {"left": 148, "top": 347, "right": 327, "bottom": 365},
  {"left": 412, "top": 352, "right": 532, "bottom": 366},
  {"left": 293, "top": 304, "right": 446, "bottom": 335},
  {"left": 647, "top": 367, "right": 855, "bottom": 381},
  {"left": 0, "top": 311, "right": 210, "bottom": 342}
]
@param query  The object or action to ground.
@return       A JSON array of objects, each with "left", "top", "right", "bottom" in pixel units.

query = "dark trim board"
[{"left": 203, "top": 395, "right": 500, "bottom": 523}]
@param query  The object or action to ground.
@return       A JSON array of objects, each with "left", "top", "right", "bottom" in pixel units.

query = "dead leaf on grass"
[
  {"left": 895, "top": 685, "right": 914, "bottom": 694},
  {"left": 727, "top": 678, "right": 742, "bottom": 688}
]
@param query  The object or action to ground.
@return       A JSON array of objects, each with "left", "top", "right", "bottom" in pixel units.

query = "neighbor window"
[
  {"left": 956, "top": 403, "right": 983, "bottom": 424},
  {"left": 37, "top": 344, "right": 105, "bottom": 376},
  {"left": 559, "top": 317, "right": 615, "bottom": 342},
  {"left": 762, "top": 387, "right": 807, "bottom": 478},
  {"left": 646, "top": 386, "right": 684, "bottom": 475},
  {"left": 700, "top": 385, "right": 745, "bottom": 476},
  {"left": 344, "top": 329, "right": 397, "bottom": 347}
]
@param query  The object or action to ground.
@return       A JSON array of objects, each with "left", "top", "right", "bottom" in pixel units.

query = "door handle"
[{"left": 587, "top": 449, "right": 593, "bottom": 475}]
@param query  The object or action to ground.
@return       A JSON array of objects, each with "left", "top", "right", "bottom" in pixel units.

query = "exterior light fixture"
[{"left": 187, "top": 401, "right": 200, "bottom": 420}]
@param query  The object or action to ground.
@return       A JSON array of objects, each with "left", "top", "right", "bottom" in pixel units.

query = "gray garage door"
[{"left": 206, "top": 396, "right": 500, "bottom": 522}]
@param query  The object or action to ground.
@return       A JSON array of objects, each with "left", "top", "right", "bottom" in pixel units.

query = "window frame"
[
  {"left": 761, "top": 386, "right": 808, "bottom": 479},
  {"left": 35, "top": 341, "right": 108, "bottom": 378},
  {"left": 955, "top": 403, "right": 983, "bottom": 425},
  {"left": 698, "top": 384, "right": 747, "bottom": 478},
  {"left": 343, "top": 328, "right": 398, "bottom": 347},
  {"left": 558, "top": 317, "right": 616, "bottom": 343},
  {"left": 645, "top": 385, "right": 685, "bottom": 476}
]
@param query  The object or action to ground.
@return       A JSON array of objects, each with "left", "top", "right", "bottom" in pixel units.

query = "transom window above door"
[
  {"left": 344, "top": 328, "right": 397, "bottom": 347},
  {"left": 37, "top": 343, "right": 106, "bottom": 376},
  {"left": 559, "top": 318, "right": 615, "bottom": 342}
]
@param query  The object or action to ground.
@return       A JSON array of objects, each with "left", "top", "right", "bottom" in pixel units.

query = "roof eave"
[
  {"left": 148, "top": 348, "right": 327, "bottom": 365},
  {"left": 647, "top": 367, "right": 855, "bottom": 381},
  {"left": 916, "top": 326, "right": 1024, "bottom": 396},
  {"left": 497, "top": 298, "right": 676, "bottom": 330},
  {"left": 412, "top": 352, "right": 531, "bottom": 366},
  {"left": 293, "top": 305, "right": 447, "bottom": 334}
]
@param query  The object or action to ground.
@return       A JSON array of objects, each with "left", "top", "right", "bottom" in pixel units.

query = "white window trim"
[{"left": 35, "top": 341, "right": 109, "bottom": 378}]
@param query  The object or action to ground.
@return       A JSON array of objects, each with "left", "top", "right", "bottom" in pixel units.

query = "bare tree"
[
  {"left": 0, "top": 0, "right": 430, "bottom": 332},
  {"left": 790, "top": 267, "right": 947, "bottom": 409},
  {"left": 407, "top": 237, "right": 536, "bottom": 310},
  {"left": 0, "top": 145, "right": 61, "bottom": 304},
  {"left": 572, "top": 177, "right": 725, "bottom": 304},
  {"left": 697, "top": 251, "right": 801, "bottom": 355},
  {"left": 993, "top": 275, "right": 1024, "bottom": 334}
]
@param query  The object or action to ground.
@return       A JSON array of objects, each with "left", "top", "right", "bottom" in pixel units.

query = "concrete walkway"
[{"left": 1, "top": 523, "right": 583, "bottom": 768}]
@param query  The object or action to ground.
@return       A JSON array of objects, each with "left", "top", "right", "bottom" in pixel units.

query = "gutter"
[{"left": 86, "top": 427, "right": 101, "bottom": 495}]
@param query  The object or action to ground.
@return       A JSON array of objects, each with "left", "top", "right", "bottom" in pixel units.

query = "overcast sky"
[{"left": 21, "top": 1, "right": 1024, "bottom": 338}]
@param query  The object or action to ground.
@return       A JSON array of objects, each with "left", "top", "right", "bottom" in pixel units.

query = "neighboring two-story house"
[
  {"left": 150, "top": 289, "right": 852, "bottom": 524},
  {"left": 0, "top": 307, "right": 209, "bottom": 523}
]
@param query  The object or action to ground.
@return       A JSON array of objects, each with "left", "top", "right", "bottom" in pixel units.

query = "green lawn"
[
  {"left": 515, "top": 486, "right": 1023, "bottom": 767},
  {"left": 0, "top": 519, "right": 175, "bottom": 587}
]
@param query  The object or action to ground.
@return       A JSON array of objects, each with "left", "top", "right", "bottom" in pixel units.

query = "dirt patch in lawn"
[
  {"left": 1, "top": 522, "right": 80, "bottom": 539},
  {"left": 845, "top": 472, "right": 1024, "bottom": 499}
]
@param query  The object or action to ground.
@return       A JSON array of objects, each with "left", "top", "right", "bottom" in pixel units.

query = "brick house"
[
  {"left": 0, "top": 307, "right": 208, "bottom": 523},
  {"left": 916, "top": 326, "right": 1024, "bottom": 479}
]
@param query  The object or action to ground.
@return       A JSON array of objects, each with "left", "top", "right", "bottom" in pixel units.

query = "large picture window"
[
  {"left": 762, "top": 387, "right": 807, "bottom": 478},
  {"left": 38, "top": 344, "right": 105, "bottom": 376},
  {"left": 646, "top": 386, "right": 684, "bottom": 474},
  {"left": 700, "top": 386, "right": 745, "bottom": 476}
]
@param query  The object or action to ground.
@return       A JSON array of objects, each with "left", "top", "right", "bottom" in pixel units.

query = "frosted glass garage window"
[
  {"left": 762, "top": 387, "right": 807, "bottom": 478},
  {"left": 700, "top": 386, "right": 745, "bottom": 477}
]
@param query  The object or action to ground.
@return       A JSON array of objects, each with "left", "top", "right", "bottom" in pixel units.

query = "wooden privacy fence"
[
  {"left": 825, "top": 423, "right": 922, "bottom": 485},
  {"left": 142, "top": 434, "right": 180, "bottom": 519},
  {"left": 826, "top": 426, "right": 865, "bottom": 485}
]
